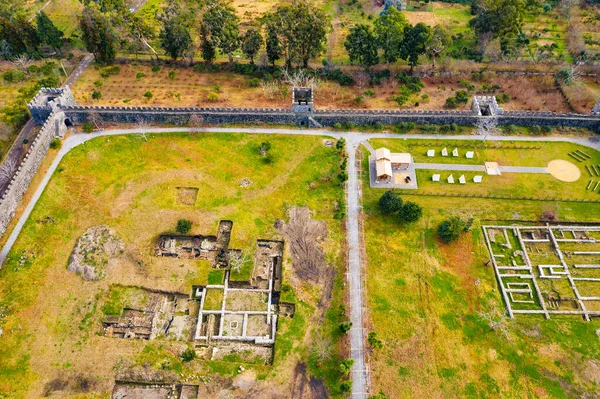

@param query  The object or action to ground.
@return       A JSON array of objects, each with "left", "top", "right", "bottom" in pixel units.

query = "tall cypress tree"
[{"left": 36, "top": 11, "right": 64, "bottom": 52}]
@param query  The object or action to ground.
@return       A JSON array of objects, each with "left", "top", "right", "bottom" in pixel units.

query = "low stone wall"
[{"left": 0, "top": 110, "right": 67, "bottom": 235}]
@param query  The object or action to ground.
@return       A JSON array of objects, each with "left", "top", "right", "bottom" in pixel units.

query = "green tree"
[
  {"left": 203, "top": 0, "right": 240, "bottom": 65},
  {"left": 158, "top": 1, "right": 192, "bottom": 61},
  {"left": 378, "top": 190, "right": 403, "bottom": 214},
  {"left": 266, "top": 0, "right": 330, "bottom": 68},
  {"left": 344, "top": 24, "right": 378, "bottom": 70},
  {"left": 400, "top": 22, "right": 432, "bottom": 72},
  {"left": 241, "top": 28, "right": 262, "bottom": 64},
  {"left": 374, "top": 6, "right": 408, "bottom": 69},
  {"left": 427, "top": 25, "right": 452, "bottom": 68},
  {"left": 177, "top": 219, "right": 192, "bottom": 234},
  {"left": 438, "top": 216, "right": 466, "bottom": 243},
  {"left": 36, "top": 11, "right": 63, "bottom": 52},
  {"left": 80, "top": 6, "right": 117, "bottom": 63},
  {"left": 125, "top": 13, "right": 159, "bottom": 61},
  {"left": 82, "top": 0, "right": 124, "bottom": 13},
  {"left": 199, "top": 22, "right": 216, "bottom": 64},
  {"left": 0, "top": 15, "right": 39, "bottom": 55},
  {"left": 265, "top": 20, "right": 282, "bottom": 66},
  {"left": 398, "top": 201, "right": 422, "bottom": 223}
]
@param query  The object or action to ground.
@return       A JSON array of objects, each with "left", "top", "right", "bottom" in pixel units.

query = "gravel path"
[{"left": 1, "top": 126, "right": 599, "bottom": 398}]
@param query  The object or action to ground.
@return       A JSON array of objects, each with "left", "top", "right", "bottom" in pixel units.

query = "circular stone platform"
[{"left": 547, "top": 160, "right": 581, "bottom": 182}]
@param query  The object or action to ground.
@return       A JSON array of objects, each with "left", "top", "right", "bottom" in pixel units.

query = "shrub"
[
  {"left": 93, "top": 80, "right": 103, "bottom": 87},
  {"left": 395, "top": 122, "right": 416, "bottom": 133},
  {"left": 333, "top": 122, "right": 342, "bottom": 130},
  {"left": 455, "top": 90, "right": 469, "bottom": 103},
  {"left": 459, "top": 78, "right": 475, "bottom": 91},
  {"left": 168, "top": 71, "right": 177, "bottom": 80},
  {"left": 136, "top": 72, "right": 145, "bottom": 80},
  {"left": 379, "top": 191, "right": 403, "bottom": 214},
  {"left": 23, "top": 138, "right": 28, "bottom": 144},
  {"left": 363, "top": 89, "right": 375, "bottom": 97},
  {"left": 213, "top": 84, "right": 221, "bottom": 93},
  {"left": 176, "top": 219, "right": 192, "bottom": 234},
  {"left": 151, "top": 65, "right": 160, "bottom": 72},
  {"left": 207, "top": 92, "right": 219, "bottom": 102},
  {"left": 26, "top": 65, "right": 39, "bottom": 74},
  {"left": 91, "top": 90, "right": 102, "bottom": 100},
  {"left": 338, "top": 171, "right": 348, "bottom": 182},
  {"left": 373, "top": 121, "right": 384, "bottom": 130},
  {"left": 340, "top": 381, "right": 352, "bottom": 393},
  {"left": 342, "top": 121, "right": 355, "bottom": 130},
  {"left": 339, "top": 322, "right": 352, "bottom": 333},
  {"left": 49, "top": 138, "right": 61, "bottom": 149},
  {"left": 143, "top": 91, "right": 153, "bottom": 100},
  {"left": 40, "top": 61, "right": 57, "bottom": 76},
  {"left": 248, "top": 77, "right": 260, "bottom": 87},
  {"left": 339, "top": 359, "right": 354, "bottom": 376},
  {"left": 445, "top": 97, "right": 458, "bottom": 109},
  {"left": 3, "top": 70, "right": 26, "bottom": 83},
  {"left": 398, "top": 201, "right": 422, "bottom": 223},
  {"left": 354, "top": 96, "right": 363, "bottom": 105},
  {"left": 438, "top": 216, "right": 472, "bottom": 243},
  {"left": 368, "top": 331, "right": 383, "bottom": 349},
  {"left": 181, "top": 348, "right": 196, "bottom": 362},
  {"left": 336, "top": 138, "right": 345, "bottom": 150},
  {"left": 82, "top": 122, "right": 94, "bottom": 133},
  {"left": 37, "top": 76, "right": 60, "bottom": 87}
]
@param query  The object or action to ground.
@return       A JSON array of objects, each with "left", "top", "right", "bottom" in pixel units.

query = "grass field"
[
  {"left": 0, "top": 132, "right": 348, "bottom": 398},
  {"left": 361, "top": 139, "right": 600, "bottom": 398}
]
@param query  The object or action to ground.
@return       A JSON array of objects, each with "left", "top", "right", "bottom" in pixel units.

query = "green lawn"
[
  {"left": 361, "top": 139, "right": 600, "bottom": 398},
  {"left": 0, "top": 132, "right": 346, "bottom": 397}
]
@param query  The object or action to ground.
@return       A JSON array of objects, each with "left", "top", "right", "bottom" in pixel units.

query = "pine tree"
[{"left": 36, "top": 11, "right": 63, "bottom": 52}]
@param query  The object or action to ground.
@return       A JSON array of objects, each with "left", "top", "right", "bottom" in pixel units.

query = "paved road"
[{"left": 2, "top": 127, "right": 600, "bottom": 398}]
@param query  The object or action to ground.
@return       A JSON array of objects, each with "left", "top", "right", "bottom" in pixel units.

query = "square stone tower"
[
  {"left": 27, "top": 86, "right": 77, "bottom": 124},
  {"left": 292, "top": 87, "right": 314, "bottom": 113}
]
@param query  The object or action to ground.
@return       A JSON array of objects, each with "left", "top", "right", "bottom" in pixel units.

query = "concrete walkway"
[
  {"left": 2, "top": 126, "right": 600, "bottom": 399},
  {"left": 414, "top": 163, "right": 486, "bottom": 172}
]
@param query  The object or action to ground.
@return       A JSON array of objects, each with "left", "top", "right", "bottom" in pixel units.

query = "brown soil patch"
[
  {"left": 438, "top": 235, "right": 478, "bottom": 310},
  {"left": 547, "top": 159, "right": 581, "bottom": 182}
]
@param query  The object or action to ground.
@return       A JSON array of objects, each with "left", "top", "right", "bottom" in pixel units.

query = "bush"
[
  {"left": 398, "top": 201, "right": 422, "bottom": 223},
  {"left": 455, "top": 90, "right": 469, "bottom": 103},
  {"left": 207, "top": 92, "right": 219, "bottom": 102},
  {"left": 368, "top": 331, "right": 383, "bottom": 349},
  {"left": 2, "top": 70, "right": 25, "bottom": 83},
  {"left": 540, "top": 209, "right": 557, "bottom": 222},
  {"left": 91, "top": 90, "right": 102, "bottom": 100},
  {"left": 438, "top": 216, "right": 472, "bottom": 243},
  {"left": 181, "top": 348, "right": 196, "bottom": 362},
  {"left": 333, "top": 122, "right": 342, "bottom": 130},
  {"left": 37, "top": 76, "right": 60, "bottom": 87},
  {"left": 340, "top": 381, "right": 352, "bottom": 393},
  {"left": 339, "top": 322, "right": 352, "bottom": 334},
  {"left": 82, "top": 122, "right": 94, "bottom": 133},
  {"left": 143, "top": 91, "right": 153, "bottom": 100},
  {"left": 93, "top": 80, "right": 103, "bottom": 87},
  {"left": 336, "top": 138, "right": 345, "bottom": 150},
  {"left": 248, "top": 77, "right": 260, "bottom": 87},
  {"left": 395, "top": 122, "right": 416, "bottom": 133},
  {"left": 373, "top": 121, "right": 384, "bottom": 130},
  {"left": 363, "top": 89, "right": 375, "bottom": 97},
  {"left": 49, "top": 138, "right": 61, "bottom": 149},
  {"left": 39, "top": 61, "right": 57, "bottom": 76},
  {"left": 168, "top": 71, "right": 178, "bottom": 80},
  {"left": 26, "top": 65, "right": 39, "bottom": 74},
  {"left": 342, "top": 121, "right": 355, "bottom": 130},
  {"left": 136, "top": 72, "right": 145, "bottom": 80},
  {"left": 339, "top": 359, "right": 354, "bottom": 376},
  {"left": 176, "top": 219, "right": 192, "bottom": 234},
  {"left": 445, "top": 97, "right": 458, "bottom": 109},
  {"left": 354, "top": 96, "right": 363, "bottom": 105},
  {"left": 213, "top": 84, "right": 221, "bottom": 93},
  {"left": 379, "top": 191, "right": 403, "bottom": 214},
  {"left": 151, "top": 65, "right": 160, "bottom": 72},
  {"left": 338, "top": 171, "right": 348, "bottom": 182}
]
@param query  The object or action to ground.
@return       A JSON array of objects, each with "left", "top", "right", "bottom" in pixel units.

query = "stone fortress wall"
[{"left": 0, "top": 87, "right": 599, "bottom": 236}]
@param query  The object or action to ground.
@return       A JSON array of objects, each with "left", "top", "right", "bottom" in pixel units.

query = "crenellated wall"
[
  {"left": 0, "top": 110, "right": 68, "bottom": 235},
  {"left": 1, "top": 88, "right": 600, "bottom": 238}
]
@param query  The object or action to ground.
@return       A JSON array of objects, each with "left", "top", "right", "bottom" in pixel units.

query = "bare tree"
[
  {"left": 354, "top": 72, "right": 370, "bottom": 91},
  {"left": 88, "top": 113, "right": 103, "bottom": 130},
  {"left": 188, "top": 114, "right": 204, "bottom": 128},
  {"left": 281, "top": 68, "right": 320, "bottom": 90},
  {"left": 312, "top": 334, "right": 332, "bottom": 361},
  {"left": 0, "top": 122, "right": 10, "bottom": 140},
  {"left": 261, "top": 81, "right": 279, "bottom": 100},
  {"left": 0, "top": 157, "right": 18, "bottom": 186},
  {"left": 135, "top": 117, "right": 150, "bottom": 141},
  {"left": 475, "top": 116, "right": 499, "bottom": 145},
  {"left": 12, "top": 54, "right": 32, "bottom": 72},
  {"left": 478, "top": 306, "right": 512, "bottom": 342},
  {"left": 228, "top": 251, "right": 252, "bottom": 273}
]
